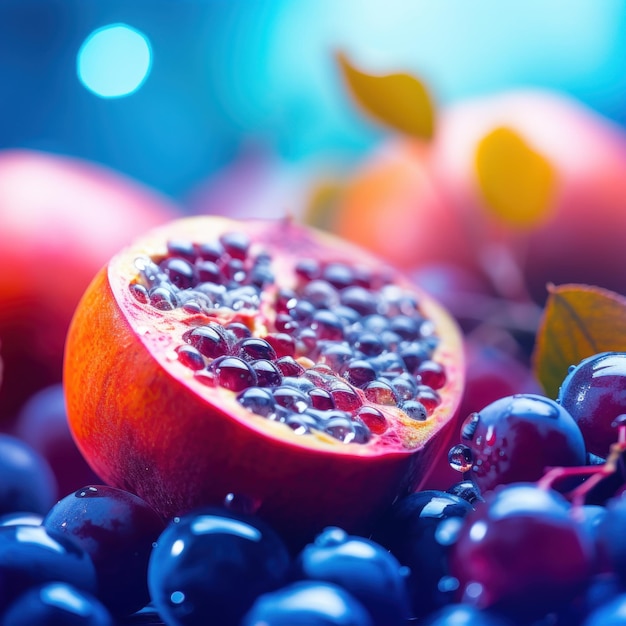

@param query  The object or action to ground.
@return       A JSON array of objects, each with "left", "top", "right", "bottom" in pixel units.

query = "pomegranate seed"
[
  {"left": 176, "top": 345, "right": 205, "bottom": 371},
  {"left": 417, "top": 360, "right": 447, "bottom": 390},
  {"left": 250, "top": 360, "right": 283, "bottom": 387},
  {"left": 210, "top": 356, "right": 257, "bottom": 392},
  {"left": 275, "top": 357, "right": 305, "bottom": 378},
  {"left": 236, "top": 338, "right": 277, "bottom": 362},
  {"left": 265, "top": 333, "right": 296, "bottom": 358},
  {"left": 356, "top": 406, "right": 388, "bottom": 435},
  {"left": 309, "top": 388, "right": 335, "bottom": 411}
]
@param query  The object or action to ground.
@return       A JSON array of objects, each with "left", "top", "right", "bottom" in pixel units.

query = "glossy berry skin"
[
  {"left": 0, "top": 512, "right": 43, "bottom": 527},
  {"left": 457, "top": 394, "right": 586, "bottom": 494},
  {"left": 596, "top": 496, "right": 626, "bottom": 585},
  {"left": 43, "top": 485, "right": 166, "bottom": 616},
  {"left": 1, "top": 582, "right": 114, "bottom": 626},
  {"left": 421, "top": 603, "right": 515, "bottom": 626},
  {"left": 0, "top": 524, "right": 97, "bottom": 612},
  {"left": 148, "top": 507, "right": 291, "bottom": 626},
  {"left": 0, "top": 433, "right": 57, "bottom": 516},
  {"left": 240, "top": 581, "right": 374, "bottom": 626},
  {"left": 449, "top": 483, "right": 595, "bottom": 621},
  {"left": 294, "top": 527, "right": 411, "bottom": 626},
  {"left": 558, "top": 352, "right": 626, "bottom": 458},
  {"left": 371, "top": 490, "right": 474, "bottom": 618},
  {"left": 582, "top": 593, "right": 626, "bottom": 626},
  {"left": 14, "top": 384, "right": 100, "bottom": 496}
]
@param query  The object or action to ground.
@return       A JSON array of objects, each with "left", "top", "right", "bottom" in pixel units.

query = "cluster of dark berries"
[{"left": 2, "top": 351, "right": 626, "bottom": 625}]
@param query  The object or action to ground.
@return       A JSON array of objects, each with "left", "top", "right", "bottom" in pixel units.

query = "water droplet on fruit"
[
  {"left": 461, "top": 413, "right": 480, "bottom": 440},
  {"left": 448, "top": 444, "right": 474, "bottom": 473},
  {"left": 315, "top": 527, "right": 347, "bottom": 547},
  {"left": 223, "top": 492, "right": 261, "bottom": 515},
  {"left": 170, "top": 591, "right": 185, "bottom": 605}
]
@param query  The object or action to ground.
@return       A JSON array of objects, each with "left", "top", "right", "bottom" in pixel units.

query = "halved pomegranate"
[{"left": 64, "top": 216, "right": 464, "bottom": 543}]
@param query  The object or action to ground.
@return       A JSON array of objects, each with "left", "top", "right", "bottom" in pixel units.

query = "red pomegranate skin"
[
  {"left": 63, "top": 216, "right": 464, "bottom": 546},
  {"left": 0, "top": 149, "right": 180, "bottom": 419}
]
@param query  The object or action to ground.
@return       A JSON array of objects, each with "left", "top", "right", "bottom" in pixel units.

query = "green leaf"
[
  {"left": 475, "top": 127, "right": 557, "bottom": 229},
  {"left": 336, "top": 52, "right": 435, "bottom": 140},
  {"left": 532, "top": 283, "right": 626, "bottom": 398}
]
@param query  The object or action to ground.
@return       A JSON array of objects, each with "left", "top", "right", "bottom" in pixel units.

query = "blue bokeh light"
[{"left": 77, "top": 23, "right": 152, "bottom": 98}]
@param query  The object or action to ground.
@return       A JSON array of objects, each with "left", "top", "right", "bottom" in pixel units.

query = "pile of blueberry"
[{"left": 2, "top": 351, "right": 626, "bottom": 625}]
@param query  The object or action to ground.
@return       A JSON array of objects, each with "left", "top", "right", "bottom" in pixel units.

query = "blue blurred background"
[{"left": 2, "top": 0, "right": 626, "bottom": 200}]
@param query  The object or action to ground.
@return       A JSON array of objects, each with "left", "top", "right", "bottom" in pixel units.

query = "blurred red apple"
[
  {"left": 331, "top": 89, "right": 626, "bottom": 306},
  {"left": 430, "top": 89, "right": 626, "bottom": 303},
  {"left": 331, "top": 140, "right": 477, "bottom": 273},
  {"left": 0, "top": 149, "right": 180, "bottom": 420}
]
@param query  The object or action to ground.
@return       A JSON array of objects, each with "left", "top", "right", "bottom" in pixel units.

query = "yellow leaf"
[
  {"left": 532, "top": 283, "right": 626, "bottom": 398},
  {"left": 336, "top": 52, "right": 435, "bottom": 140},
  {"left": 475, "top": 127, "right": 557, "bottom": 229}
]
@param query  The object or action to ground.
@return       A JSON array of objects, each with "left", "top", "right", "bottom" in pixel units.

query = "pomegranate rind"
[{"left": 64, "top": 216, "right": 464, "bottom": 541}]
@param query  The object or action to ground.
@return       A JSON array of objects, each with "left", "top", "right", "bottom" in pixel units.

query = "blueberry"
[
  {"left": 0, "top": 524, "right": 97, "bottom": 612},
  {"left": 148, "top": 507, "right": 290, "bottom": 626},
  {"left": 582, "top": 593, "right": 626, "bottom": 626},
  {"left": 1, "top": 582, "right": 114, "bottom": 626},
  {"left": 0, "top": 433, "right": 57, "bottom": 516},
  {"left": 295, "top": 527, "right": 411, "bottom": 626},
  {"left": 241, "top": 581, "right": 374, "bottom": 626},
  {"left": 371, "top": 490, "right": 474, "bottom": 619},
  {"left": 43, "top": 485, "right": 165, "bottom": 617},
  {"left": 421, "top": 603, "right": 515, "bottom": 625}
]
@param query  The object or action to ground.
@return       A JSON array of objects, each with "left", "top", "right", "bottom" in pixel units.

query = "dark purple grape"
[
  {"left": 43, "top": 485, "right": 165, "bottom": 616},
  {"left": 558, "top": 352, "right": 626, "bottom": 458},
  {"left": 148, "top": 507, "right": 290, "bottom": 626},
  {"left": 451, "top": 394, "right": 587, "bottom": 494},
  {"left": 371, "top": 490, "right": 474, "bottom": 619},
  {"left": 241, "top": 581, "right": 374, "bottom": 626},
  {"left": 295, "top": 527, "right": 411, "bottom": 626},
  {"left": 449, "top": 483, "right": 595, "bottom": 621},
  {"left": 0, "top": 433, "right": 57, "bottom": 516},
  {"left": 0, "top": 524, "right": 97, "bottom": 612},
  {"left": 1, "top": 582, "right": 114, "bottom": 626},
  {"left": 14, "top": 384, "right": 100, "bottom": 496}
]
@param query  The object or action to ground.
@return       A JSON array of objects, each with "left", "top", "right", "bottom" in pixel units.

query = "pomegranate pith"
[{"left": 64, "top": 217, "right": 464, "bottom": 544}]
